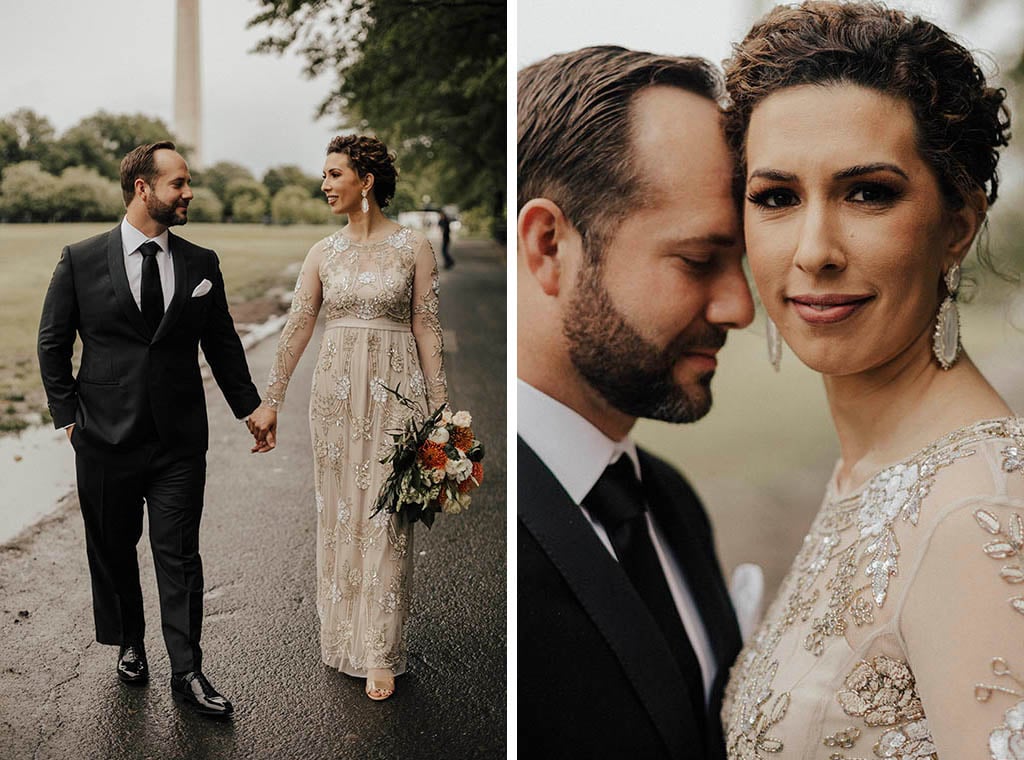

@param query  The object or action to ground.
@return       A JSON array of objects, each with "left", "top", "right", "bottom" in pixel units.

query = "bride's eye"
[
  {"left": 847, "top": 183, "right": 900, "bottom": 204},
  {"left": 747, "top": 188, "right": 798, "bottom": 209}
]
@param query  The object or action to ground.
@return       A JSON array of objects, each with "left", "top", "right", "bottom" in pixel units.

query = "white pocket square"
[{"left": 191, "top": 279, "right": 213, "bottom": 298}]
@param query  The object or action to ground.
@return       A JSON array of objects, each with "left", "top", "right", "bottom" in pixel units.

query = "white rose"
[
  {"left": 428, "top": 426, "right": 450, "bottom": 444},
  {"left": 452, "top": 410, "right": 472, "bottom": 428},
  {"left": 430, "top": 468, "right": 446, "bottom": 483},
  {"left": 440, "top": 408, "right": 453, "bottom": 425},
  {"left": 445, "top": 455, "right": 473, "bottom": 482}
]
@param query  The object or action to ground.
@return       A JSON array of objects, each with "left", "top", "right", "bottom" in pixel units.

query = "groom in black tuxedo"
[
  {"left": 517, "top": 47, "right": 755, "bottom": 758},
  {"left": 37, "top": 141, "right": 261, "bottom": 717}
]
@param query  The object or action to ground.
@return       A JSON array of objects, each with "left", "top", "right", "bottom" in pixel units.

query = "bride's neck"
[
  {"left": 824, "top": 346, "right": 1009, "bottom": 492},
  {"left": 344, "top": 208, "right": 394, "bottom": 242}
]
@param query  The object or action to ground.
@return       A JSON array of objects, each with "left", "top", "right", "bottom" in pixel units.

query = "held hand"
[
  {"left": 247, "top": 407, "right": 277, "bottom": 453},
  {"left": 65, "top": 424, "right": 74, "bottom": 442}
]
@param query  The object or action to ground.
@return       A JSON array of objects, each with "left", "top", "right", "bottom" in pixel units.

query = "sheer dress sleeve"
[
  {"left": 899, "top": 447, "right": 1024, "bottom": 758},
  {"left": 262, "top": 242, "right": 324, "bottom": 409},
  {"left": 410, "top": 234, "right": 447, "bottom": 411}
]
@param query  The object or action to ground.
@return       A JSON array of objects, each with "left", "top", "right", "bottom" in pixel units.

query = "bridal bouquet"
[{"left": 373, "top": 385, "right": 485, "bottom": 528}]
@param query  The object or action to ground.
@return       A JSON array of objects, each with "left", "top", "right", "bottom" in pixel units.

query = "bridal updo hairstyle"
[
  {"left": 724, "top": 1, "right": 1011, "bottom": 212},
  {"left": 327, "top": 135, "right": 398, "bottom": 209}
]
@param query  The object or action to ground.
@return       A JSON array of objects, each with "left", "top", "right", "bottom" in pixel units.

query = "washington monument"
[{"left": 174, "top": 0, "right": 202, "bottom": 166}]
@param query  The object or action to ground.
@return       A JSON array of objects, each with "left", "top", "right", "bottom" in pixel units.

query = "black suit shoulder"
[
  {"left": 68, "top": 228, "right": 113, "bottom": 251},
  {"left": 169, "top": 231, "right": 215, "bottom": 257},
  {"left": 63, "top": 228, "right": 114, "bottom": 263}
]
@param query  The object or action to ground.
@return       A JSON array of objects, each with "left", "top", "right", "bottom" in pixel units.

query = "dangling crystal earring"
[
  {"left": 932, "top": 262, "right": 961, "bottom": 370},
  {"left": 766, "top": 316, "right": 782, "bottom": 372},
  {"left": 360, "top": 189, "right": 370, "bottom": 214}
]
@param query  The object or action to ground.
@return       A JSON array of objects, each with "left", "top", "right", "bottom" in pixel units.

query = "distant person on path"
[
  {"left": 37, "top": 141, "right": 261, "bottom": 718},
  {"left": 247, "top": 135, "right": 447, "bottom": 702},
  {"left": 517, "top": 47, "right": 754, "bottom": 759},
  {"left": 721, "top": 4, "right": 1022, "bottom": 756},
  {"left": 438, "top": 209, "right": 455, "bottom": 269}
]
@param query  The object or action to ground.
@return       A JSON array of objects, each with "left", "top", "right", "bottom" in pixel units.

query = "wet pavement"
[{"left": 0, "top": 239, "right": 507, "bottom": 759}]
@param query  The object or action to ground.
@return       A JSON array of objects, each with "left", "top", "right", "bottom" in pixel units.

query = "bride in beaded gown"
[
  {"left": 248, "top": 136, "right": 445, "bottom": 701},
  {"left": 719, "top": 4, "right": 1023, "bottom": 757}
]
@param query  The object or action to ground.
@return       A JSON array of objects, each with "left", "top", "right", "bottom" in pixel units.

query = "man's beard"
[
  {"left": 563, "top": 265, "right": 726, "bottom": 423},
  {"left": 147, "top": 194, "right": 187, "bottom": 227}
]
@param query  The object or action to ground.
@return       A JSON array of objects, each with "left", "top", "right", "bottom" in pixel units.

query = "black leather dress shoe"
[
  {"left": 116, "top": 644, "right": 149, "bottom": 685},
  {"left": 171, "top": 671, "right": 234, "bottom": 717}
]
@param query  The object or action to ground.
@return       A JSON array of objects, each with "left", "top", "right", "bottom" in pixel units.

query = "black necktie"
[
  {"left": 139, "top": 241, "right": 164, "bottom": 332},
  {"left": 584, "top": 456, "right": 707, "bottom": 720}
]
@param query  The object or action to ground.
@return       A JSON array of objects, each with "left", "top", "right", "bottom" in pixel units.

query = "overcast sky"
[
  {"left": 517, "top": 0, "right": 1024, "bottom": 72},
  {"left": 0, "top": 0, "right": 339, "bottom": 177}
]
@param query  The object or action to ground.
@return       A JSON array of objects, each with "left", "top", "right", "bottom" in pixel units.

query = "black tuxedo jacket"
[
  {"left": 37, "top": 225, "right": 261, "bottom": 459},
  {"left": 518, "top": 436, "right": 741, "bottom": 759}
]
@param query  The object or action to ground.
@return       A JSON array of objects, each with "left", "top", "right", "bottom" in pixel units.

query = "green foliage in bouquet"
[{"left": 373, "top": 385, "right": 484, "bottom": 529}]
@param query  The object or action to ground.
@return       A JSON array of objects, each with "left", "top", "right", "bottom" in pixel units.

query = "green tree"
[
  {"left": 0, "top": 161, "right": 59, "bottom": 221},
  {"left": 271, "top": 184, "right": 331, "bottom": 224},
  {"left": 226, "top": 178, "right": 270, "bottom": 223},
  {"left": 264, "top": 164, "right": 322, "bottom": 198},
  {"left": 59, "top": 111, "right": 180, "bottom": 181},
  {"left": 0, "top": 119, "right": 23, "bottom": 175},
  {"left": 52, "top": 166, "right": 123, "bottom": 221},
  {"left": 249, "top": 0, "right": 505, "bottom": 234},
  {"left": 4, "top": 109, "right": 64, "bottom": 173},
  {"left": 187, "top": 186, "right": 225, "bottom": 223},
  {"left": 195, "top": 161, "right": 256, "bottom": 215}
]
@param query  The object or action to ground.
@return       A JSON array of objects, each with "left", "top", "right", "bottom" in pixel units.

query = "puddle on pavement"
[{"left": 0, "top": 424, "right": 76, "bottom": 544}]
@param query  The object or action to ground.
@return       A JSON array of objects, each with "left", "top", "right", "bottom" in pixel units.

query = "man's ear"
[
  {"left": 133, "top": 177, "right": 149, "bottom": 202},
  {"left": 945, "top": 188, "right": 987, "bottom": 270},
  {"left": 519, "top": 198, "right": 573, "bottom": 297}
]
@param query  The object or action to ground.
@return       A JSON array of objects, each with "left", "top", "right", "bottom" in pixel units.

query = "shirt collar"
[
  {"left": 121, "top": 217, "right": 170, "bottom": 256},
  {"left": 518, "top": 379, "right": 641, "bottom": 505}
]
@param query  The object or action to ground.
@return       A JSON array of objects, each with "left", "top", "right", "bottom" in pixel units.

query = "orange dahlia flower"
[
  {"left": 418, "top": 440, "right": 447, "bottom": 469},
  {"left": 451, "top": 426, "right": 474, "bottom": 452}
]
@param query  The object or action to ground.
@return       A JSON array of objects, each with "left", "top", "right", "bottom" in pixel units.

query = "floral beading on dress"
[{"left": 263, "top": 226, "right": 446, "bottom": 676}]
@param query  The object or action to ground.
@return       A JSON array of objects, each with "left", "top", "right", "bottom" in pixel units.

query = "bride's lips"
[{"left": 788, "top": 293, "right": 874, "bottom": 324}]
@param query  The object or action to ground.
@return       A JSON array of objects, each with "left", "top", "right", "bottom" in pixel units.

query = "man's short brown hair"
[
  {"left": 120, "top": 141, "right": 177, "bottom": 207},
  {"left": 518, "top": 46, "right": 721, "bottom": 258}
]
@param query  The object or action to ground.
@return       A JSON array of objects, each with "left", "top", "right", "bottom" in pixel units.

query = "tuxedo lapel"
[
  {"left": 153, "top": 232, "right": 189, "bottom": 343},
  {"left": 106, "top": 226, "right": 152, "bottom": 339},
  {"left": 518, "top": 437, "right": 704, "bottom": 757},
  {"left": 639, "top": 450, "right": 742, "bottom": 702}
]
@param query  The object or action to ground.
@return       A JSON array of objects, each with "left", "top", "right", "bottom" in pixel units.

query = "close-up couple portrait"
[
  {"left": 0, "top": 0, "right": 504, "bottom": 758},
  {"left": 518, "top": 0, "right": 1024, "bottom": 758}
]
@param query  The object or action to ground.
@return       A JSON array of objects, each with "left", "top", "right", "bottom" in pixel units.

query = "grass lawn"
[{"left": 0, "top": 222, "right": 336, "bottom": 431}]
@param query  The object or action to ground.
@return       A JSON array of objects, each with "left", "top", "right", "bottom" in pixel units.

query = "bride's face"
[
  {"left": 743, "top": 83, "right": 963, "bottom": 377},
  {"left": 321, "top": 152, "right": 367, "bottom": 215}
]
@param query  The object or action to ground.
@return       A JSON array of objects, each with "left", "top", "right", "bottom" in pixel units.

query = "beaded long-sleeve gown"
[
  {"left": 263, "top": 226, "right": 446, "bottom": 676},
  {"left": 722, "top": 417, "right": 1024, "bottom": 759}
]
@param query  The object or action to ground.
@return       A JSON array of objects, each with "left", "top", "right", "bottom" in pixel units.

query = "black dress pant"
[{"left": 75, "top": 441, "right": 207, "bottom": 674}]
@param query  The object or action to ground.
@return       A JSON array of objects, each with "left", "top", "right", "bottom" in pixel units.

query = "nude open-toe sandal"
[{"left": 365, "top": 670, "right": 395, "bottom": 701}]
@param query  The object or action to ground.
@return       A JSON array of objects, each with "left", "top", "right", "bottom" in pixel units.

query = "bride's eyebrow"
[
  {"left": 747, "top": 168, "right": 796, "bottom": 182},
  {"left": 834, "top": 163, "right": 909, "bottom": 180}
]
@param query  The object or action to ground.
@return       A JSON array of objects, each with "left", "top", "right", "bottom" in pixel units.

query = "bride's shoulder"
[
  {"left": 909, "top": 416, "right": 1024, "bottom": 526},
  {"left": 399, "top": 226, "right": 431, "bottom": 250}
]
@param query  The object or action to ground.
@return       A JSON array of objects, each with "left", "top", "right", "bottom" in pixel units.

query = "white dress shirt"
[
  {"left": 518, "top": 379, "right": 717, "bottom": 703},
  {"left": 120, "top": 217, "right": 174, "bottom": 311}
]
